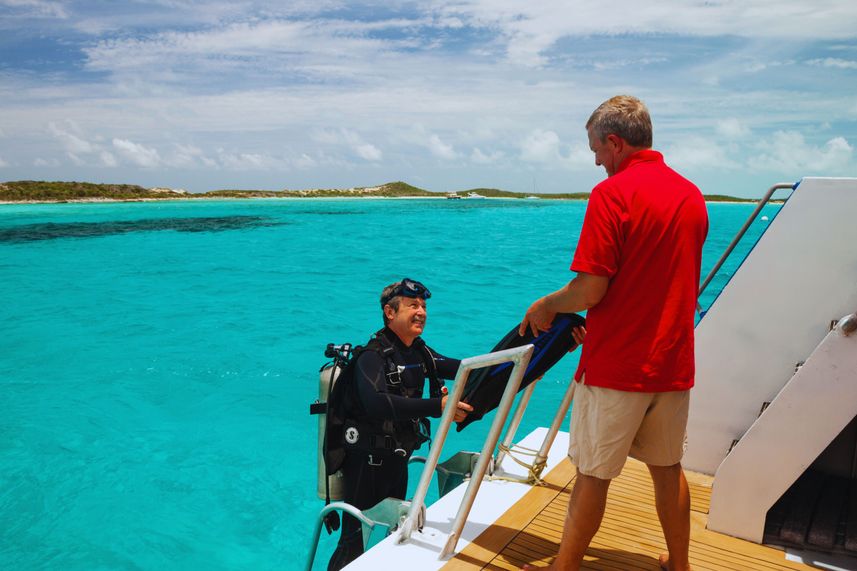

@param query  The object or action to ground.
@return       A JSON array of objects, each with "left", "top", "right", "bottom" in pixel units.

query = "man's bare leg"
[
  {"left": 648, "top": 463, "right": 691, "bottom": 571},
  {"left": 522, "top": 471, "right": 611, "bottom": 570}
]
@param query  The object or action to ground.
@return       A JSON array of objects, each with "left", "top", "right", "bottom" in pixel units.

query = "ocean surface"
[{"left": 0, "top": 197, "right": 781, "bottom": 570}]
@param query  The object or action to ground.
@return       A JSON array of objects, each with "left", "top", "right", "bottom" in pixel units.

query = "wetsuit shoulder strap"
[
  {"left": 369, "top": 328, "right": 397, "bottom": 358},
  {"left": 413, "top": 337, "right": 442, "bottom": 399},
  {"left": 366, "top": 329, "right": 404, "bottom": 392}
]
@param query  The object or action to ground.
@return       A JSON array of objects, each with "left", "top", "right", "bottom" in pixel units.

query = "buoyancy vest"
[{"left": 324, "top": 329, "right": 441, "bottom": 475}]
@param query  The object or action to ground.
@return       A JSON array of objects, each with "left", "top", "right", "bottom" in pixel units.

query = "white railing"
[
  {"left": 396, "top": 344, "right": 545, "bottom": 559},
  {"left": 697, "top": 182, "right": 795, "bottom": 312}
]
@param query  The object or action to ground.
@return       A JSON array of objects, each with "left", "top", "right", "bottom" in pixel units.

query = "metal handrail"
[
  {"left": 305, "top": 498, "right": 415, "bottom": 571},
  {"left": 494, "top": 382, "right": 537, "bottom": 468},
  {"left": 698, "top": 182, "right": 796, "bottom": 305},
  {"left": 395, "top": 344, "right": 535, "bottom": 555},
  {"left": 490, "top": 376, "right": 576, "bottom": 482},
  {"left": 525, "top": 375, "right": 577, "bottom": 480},
  {"left": 304, "top": 502, "right": 375, "bottom": 571}
]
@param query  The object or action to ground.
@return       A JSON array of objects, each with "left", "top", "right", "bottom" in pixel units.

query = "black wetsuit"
[{"left": 328, "top": 328, "right": 459, "bottom": 571}]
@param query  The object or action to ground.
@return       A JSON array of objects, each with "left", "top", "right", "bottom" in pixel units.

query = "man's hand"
[
  {"left": 571, "top": 325, "right": 587, "bottom": 349},
  {"left": 519, "top": 275, "right": 608, "bottom": 338},
  {"left": 519, "top": 296, "right": 556, "bottom": 337},
  {"left": 441, "top": 395, "right": 474, "bottom": 422}
]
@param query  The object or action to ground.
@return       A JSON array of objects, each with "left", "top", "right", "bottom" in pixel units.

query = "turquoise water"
[{"left": 0, "top": 198, "right": 780, "bottom": 570}]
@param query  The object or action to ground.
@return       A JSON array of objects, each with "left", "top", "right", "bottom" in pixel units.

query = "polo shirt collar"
[{"left": 616, "top": 149, "right": 662, "bottom": 175}]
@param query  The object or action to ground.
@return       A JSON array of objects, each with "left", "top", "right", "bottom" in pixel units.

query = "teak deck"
[{"left": 442, "top": 458, "right": 812, "bottom": 570}]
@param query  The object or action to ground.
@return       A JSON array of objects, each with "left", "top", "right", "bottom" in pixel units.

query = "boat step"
[{"left": 764, "top": 469, "right": 857, "bottom": 557}]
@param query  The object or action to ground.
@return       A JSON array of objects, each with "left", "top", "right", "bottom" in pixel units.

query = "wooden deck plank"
[
  {"left": 443, "top": 457, "right": 814, "bottom": 570},
  {"left": 440, "top": 459, "right": 576, "bottom": 571}
]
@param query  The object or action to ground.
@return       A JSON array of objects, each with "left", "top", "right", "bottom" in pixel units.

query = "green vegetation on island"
[
  {"left": 1, "top": 179, "right": 766, "bottom": 203},
  {"left": 0, "top": 180, "right": 179, "bottom": 202}
]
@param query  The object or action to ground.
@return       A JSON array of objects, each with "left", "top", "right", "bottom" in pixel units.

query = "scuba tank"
[
  {"left": 310, "top": 342, "right": 355, "bottom": 534},
  {"left": 317, "top": 362, "right": 345, "bottom": 500},
  {"left": 310, "top": 342, "right": 355, "bottom": 504}
]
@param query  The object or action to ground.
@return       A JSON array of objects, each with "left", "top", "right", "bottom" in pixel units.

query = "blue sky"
[{"left": 1, "top": 1, "right": 855, "bottom": 196}]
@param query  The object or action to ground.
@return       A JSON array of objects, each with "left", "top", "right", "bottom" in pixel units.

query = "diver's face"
[{"left": 385, "top": 296, "right": 427, "bottom": 345}]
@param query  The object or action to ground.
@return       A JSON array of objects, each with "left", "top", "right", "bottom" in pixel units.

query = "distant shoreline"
[
  {"left": 0, "top": 196, "right": 772, "bottom": 205},
  {"left": 0, "top": 196, "right": 585, "bottom": 205},
  {"left": 0, "top": 180, "right": 773, "bottom": 204}
]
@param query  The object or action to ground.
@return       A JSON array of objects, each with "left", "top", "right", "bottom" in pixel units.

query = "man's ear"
[
  {"left": 606, "top": 133, "right": 623, "bottom": 152},
  {"left": 383, "top": 304, "right": 395, "bottom": 320}
]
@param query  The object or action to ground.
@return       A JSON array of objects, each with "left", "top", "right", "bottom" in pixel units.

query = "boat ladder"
[{"left": 305, "top": 342, "right": 582, "bottom": 567}]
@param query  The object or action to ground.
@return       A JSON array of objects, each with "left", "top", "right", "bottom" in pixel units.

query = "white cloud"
[
  {"left": 312, "top": 128, "right": 383, "bottom": 161},
  {"left": 81, "top": 18, "right": 419, "bottom": 81},
  {"left": 665, "top": 137, "right": 738, "bottom": 170},
  {"left": 592, "top": 57, "right": 668, "bottom": 72},
  {"left": 33, "top": 157, "right": 60, "bottom": 167},
  {"left": 744, "top": 62, "right": 768, "bottom": 74},
  {"left": 436, "top": 15, "right": 465, "bottom": 29},
  {"left": 355, "top": 143, "right": 382, "bottom": 161},
  {"left": 1, "top": 0, "right": 67, "bottom": 18},
  {"left": 427, "top": 134, "right": 456, "bottom": 160},
  {"left": 216, "top": 149, "right": 281, "bottom": 170},
  {"left": 470, "top": 147, "right": 503, "bottom": 164},
  {"left": 294, "top": 153, "right": 317, "bottom": 169},
  {"left": 519, "top": 130, "right": 592, "bottom": 168},
  {"left": 716, "top": 119, "right": 751, "bottom": 139},
  {"left": 751, "top": 131, "right": 853, "bottom": 173},
  {"left": 567, "top": 144, "right": 593, "bottom": 168},
  {"left": 807, "top": 58, "right": 857, "bottom": 70},
  {"left": 112, "top": 138, "right": 162, "bottom": 167},
  {"left": 0, "top": 155, "right": 8, "bottom": 167},
  {"left": 520, "top": 129, "right": 561, "bottom": 163},
  {"left": 100, "top": 151, "right": 117, "bottom": 167},
  {"left": 49, "top": 122, "right": 95, "bottom": 154},
  {"left": 440, "top": 1, "right": 857, "bottom": 67},
  {"left": 172, "top": 143, "right": 216, "bottom": 167}
]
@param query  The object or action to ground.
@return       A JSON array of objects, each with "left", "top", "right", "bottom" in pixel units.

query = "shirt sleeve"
[
  {"left": 354, "top": 351, "right": 443, "bottom": 419},
  {"left": 571, "top": 183, "right": 626, "bottom": 277}
]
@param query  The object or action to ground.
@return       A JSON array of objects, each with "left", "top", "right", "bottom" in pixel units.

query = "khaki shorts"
[{"left": 568, "top": 378, "right": 689, "bottom": 480}]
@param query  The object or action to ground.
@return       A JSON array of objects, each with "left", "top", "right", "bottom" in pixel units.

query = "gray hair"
[
  {"left": 380, "top": 281, "right": 402, "bottom": 326},
  {"left": 586, "top": 95, "right": 652, "bottom": 148}
]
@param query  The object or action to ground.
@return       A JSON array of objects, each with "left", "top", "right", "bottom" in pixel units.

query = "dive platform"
[
  {"left": 443, "top": 454, "right": 812, "bottom": 570},
  {"left": 341, "top": 429, "right": 822, "bottom": 570}
]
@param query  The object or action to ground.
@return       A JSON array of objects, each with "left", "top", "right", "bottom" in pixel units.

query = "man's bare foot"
[{"left": 659, "top": 553, "right": 691, "bottom": 571}]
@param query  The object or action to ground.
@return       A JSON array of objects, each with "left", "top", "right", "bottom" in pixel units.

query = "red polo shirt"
[{"left": 572, "top": 150, "right": 708, "bottom": 392}]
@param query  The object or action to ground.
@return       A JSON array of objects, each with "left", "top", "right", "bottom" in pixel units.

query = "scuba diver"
[{"left": 327, "top": 278, "right": 473, "bottom": 571}]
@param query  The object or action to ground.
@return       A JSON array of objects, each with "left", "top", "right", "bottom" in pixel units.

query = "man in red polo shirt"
[{"left": 519, "top": 95, "right": 708, "bottom": 571}]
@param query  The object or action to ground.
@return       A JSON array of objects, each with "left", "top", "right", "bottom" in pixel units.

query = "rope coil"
[{"left": 496, "top": 443, "right": 546, "bottom": 486}]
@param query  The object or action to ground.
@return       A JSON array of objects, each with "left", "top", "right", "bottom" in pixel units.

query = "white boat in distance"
[{"left": 465, "top": 192, "right": 485, "bottom": 199}]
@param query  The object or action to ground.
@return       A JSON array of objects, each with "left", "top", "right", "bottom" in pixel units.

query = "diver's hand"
[
  {"left": 571, "top": 326, "right": 586, "bottom": 349},
  {"left": 519, "top": 296, "right": 556, "bottom": 337},
  {"left": 442, "top": 395, "right": 474, "bottom": 422}
]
